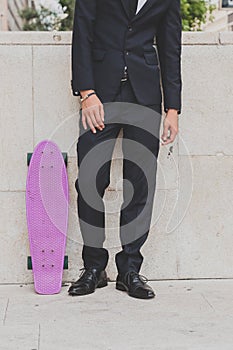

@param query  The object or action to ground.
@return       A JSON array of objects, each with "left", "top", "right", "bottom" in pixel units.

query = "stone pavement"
[{"left": 0, "top": 279, "right": 233, "bottom": 350}]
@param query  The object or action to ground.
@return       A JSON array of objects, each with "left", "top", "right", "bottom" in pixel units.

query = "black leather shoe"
[
  {"left": 68, "top": 267, "right": 108, "bottom": 296},
  {"left": 116, "top": 271, "right": 155, "bottom": 299}
]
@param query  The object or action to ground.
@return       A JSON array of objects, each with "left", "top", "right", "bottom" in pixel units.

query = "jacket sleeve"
[
  {"left": 71, "top": 0, "right": 97, "bottom": 96},
  {"left": 156, "top": 0, "right": 182, "bottom": 114}
]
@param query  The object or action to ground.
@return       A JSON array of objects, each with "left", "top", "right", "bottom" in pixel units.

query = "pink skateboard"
[{"left": 26, "top": 140, "right": 69, "bottom": 294}]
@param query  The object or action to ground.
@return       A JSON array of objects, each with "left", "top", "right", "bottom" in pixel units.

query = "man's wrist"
[
  {"left": 80, "top": 89, "right": 95, "bottom": 98},
  {"left": 80, "top": 91, "right": 96, "bottom": 103},
  {"left": 166, "top": 108, "right": 178, "bottom": 113}
]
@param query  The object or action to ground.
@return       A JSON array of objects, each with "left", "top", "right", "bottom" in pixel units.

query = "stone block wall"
[{"left": 0, "top": 32, "right": 232, "bottom": 283}]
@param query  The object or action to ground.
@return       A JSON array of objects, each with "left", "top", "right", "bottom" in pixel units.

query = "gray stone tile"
[
  {"left": 33, "top": 45, "right": 79, "bottom": 157},
  {"left": 177, "top": 156, "right": 233, "bottom": 278},
  {"left": 180, "top": 45, "right": 233, "bottom": 156},
  {"left": 0, "top": 298, "right": 9, "bottom": 326},
  {"left": 182, "top": 31, "right": 219, "bottom": 45},
  {"left": 0, "top": 45, "right": 33, "bottom": 191},
  {"left": 0, "top": 325, "right": 38, "bottom": 350},
  {"left": 0, "top": 192, "right": 33, "bottom": 284},
  {"left": 219, "top": 31, "right": 233, "bottom": 45},
  {"left": 0, "top": 31, "right": 72, "bottom": 45},
  {"left": 1, "top": 281, "right": 233, "bottom": 350}
]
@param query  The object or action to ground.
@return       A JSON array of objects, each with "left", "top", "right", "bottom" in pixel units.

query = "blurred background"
[{"left": 0, "top": 0, "right": 233, "bottom": 32}]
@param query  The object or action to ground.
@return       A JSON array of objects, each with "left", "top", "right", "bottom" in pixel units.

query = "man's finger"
[
  {"left": 85, "top": 104, "right": 102, "bottom": 130},
  {"left": 82, "top": 114, "right": 87, "bottom": 130},
  {"left": 86, "top": 115, "right": 96, "bottom": 134},
  {"left": 99, "top": 104, "right": 105, "bottom": 122},
  {"left": 92, "top": 106, "right": 104, "bottom": 130},
  {"left": 85, "top": 107, "right": 100, "bottom": 131},
  {"left": 169, "top": 127, "right": 177, "bottom": 142},
  {"left": 161, "top": 122, "right": 170, "bottom": 142},
  {"left": 91, "top": 110, "right": 104, "bottom": 131},
  {"left": 94, "top": 106, "right": 104, "bottom": 128}
]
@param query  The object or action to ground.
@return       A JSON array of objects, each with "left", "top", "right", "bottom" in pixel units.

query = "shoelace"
[
  {"left": 125, "top": 271, "right": 148, "bottom": 285},
  {"left": 78, "top": 267, "right": 98, "bottom": 283}
]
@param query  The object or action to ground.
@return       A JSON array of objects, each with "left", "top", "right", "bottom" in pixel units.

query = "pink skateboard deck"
[{"left": 26, "top": 140, "right": 69, "bottom": 294}]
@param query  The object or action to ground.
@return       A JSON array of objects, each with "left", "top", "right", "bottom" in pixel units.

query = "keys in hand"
[{"left": 161, "top": 109, "right": 179, "bottom": 145}]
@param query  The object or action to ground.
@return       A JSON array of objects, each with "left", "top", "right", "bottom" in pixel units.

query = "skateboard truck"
[
  {"left": 27, "top": 255, "right": 69, "bottom": 270},
  {"left": 27, "top": 152, "right": 68, "bottom": 167}
]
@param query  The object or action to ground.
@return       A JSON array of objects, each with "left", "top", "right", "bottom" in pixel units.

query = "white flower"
[{"left": 36, "top": 0, "right": 64, "bottom": 15}]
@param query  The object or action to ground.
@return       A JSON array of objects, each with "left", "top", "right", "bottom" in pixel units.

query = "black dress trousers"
[{"left": 75, "top": 79, "right": 162, "bottom": 275}]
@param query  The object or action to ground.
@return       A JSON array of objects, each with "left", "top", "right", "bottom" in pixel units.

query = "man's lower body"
[{"left": 68, "top": 79, "right": 162, "bottom": 299}]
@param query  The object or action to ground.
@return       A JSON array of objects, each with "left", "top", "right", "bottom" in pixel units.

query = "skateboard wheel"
[
  {"left": 27, "top": 153, "right": 33, "bottom": 166},
  {"left": 62, "top": 153, "right": 68, "bottom": 167},
  {"left": 27, "top": 256, "right": 32, "bottom": 270},
  {"left": 63, "top": 255, "right": 68, "bottom": 269}
]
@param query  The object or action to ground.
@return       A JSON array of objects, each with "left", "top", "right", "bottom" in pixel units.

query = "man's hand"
[
  {"left": 80, "top": 90, "right": 105, "bottom": 134},
  {"left": 161, "top": 109, "right": 179, "bottom": 145}
]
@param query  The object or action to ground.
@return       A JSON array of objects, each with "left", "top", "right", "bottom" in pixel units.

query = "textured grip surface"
[{"left": 26, "top": 140, "right": 69, "bottom": 294}]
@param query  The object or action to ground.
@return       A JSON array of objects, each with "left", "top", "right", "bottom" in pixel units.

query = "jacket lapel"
[{"left": 120, "top": 0, "right": 131, "bottom": 19}]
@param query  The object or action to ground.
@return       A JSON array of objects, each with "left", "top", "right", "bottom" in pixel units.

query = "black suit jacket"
[{"left": 71, "top": 0, "right": 182, "bottom": 113}]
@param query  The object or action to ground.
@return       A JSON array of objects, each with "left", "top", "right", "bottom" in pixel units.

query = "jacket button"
[
  {"left": 128, "top": 26, "right": 132, "bottom": 31},
  {"left": 125, "top": 51, "right": 130, "bottom": 55}
]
